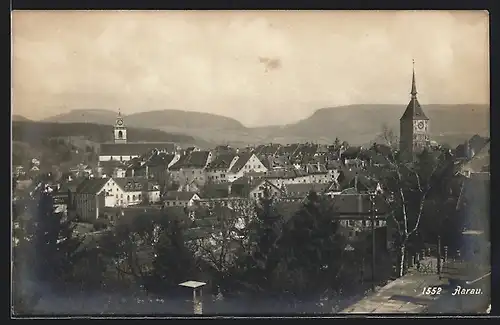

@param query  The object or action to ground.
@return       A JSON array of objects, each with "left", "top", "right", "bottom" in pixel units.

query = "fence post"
[{"left": 437, "top": 236, "right": 442, "bottom": 277}]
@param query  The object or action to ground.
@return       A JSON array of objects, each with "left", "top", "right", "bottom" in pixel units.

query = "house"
[
  {"left": 114, "top": 177, "right": 162, "bottom": 206},
  {"left": 229, "top": 176, "right": 281, "bottom": 200},
  {"left": 205, "top": 153, "right": 239, "bottom": 183},
  {"left": 98, "top": 160, "right": 129, "bottom": 178},
  {"left": 331, "top": 191, "right": 389, "bottom": 242},
  {"left": 248, "top": 169, "right": 312, "bottom": 187},
  {"left": 164, "top": 191, "right": 201, "bottom": 207},
  {"left": 126, "top": 150, "right": 180, "bottom": 189},
  {"left": 169, "top": 150, "right": 213, "bottom": 186},
  {"left": 74, "top": 178, "right": 125, "bottom": 221},
  {"left": 304, "top": 162, "right": 331, "bottom": 183},
  {"left": 226, "top": 153, "right": 268, "bottom": 182}
]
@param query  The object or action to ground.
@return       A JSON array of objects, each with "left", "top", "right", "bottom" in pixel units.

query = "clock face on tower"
[
  {"left": 117, "top": 119, "right": 123, "bottom": 126},
  {"left": 417, "top": 121, "right": 424, "bottom": 130}
]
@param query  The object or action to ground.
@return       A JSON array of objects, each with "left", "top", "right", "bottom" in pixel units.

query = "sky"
[{"left": 12, "top": 10, "right": 489, "bottom": 126}]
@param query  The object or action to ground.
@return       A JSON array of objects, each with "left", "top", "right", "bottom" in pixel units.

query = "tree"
[
  {"left": 272, "top": 191, "right": 346, "bottom": 298},
  {"left": 13, "top": 188, "right": 84, "bottom": 313},
  {"left": 99, "top": 212, "right": 161, "bottom": 289},
  {"left": 365, "top": 126, "right": 452, "bottom": 277},
  {"left": 188, "top": 202, "right": 249, "bottom": 287},
  {"left": 229, "top": 187, "right": 285, "bottom": 295},
  {"left": 151, "top": 212, "right": 199, "bottom": 293}
]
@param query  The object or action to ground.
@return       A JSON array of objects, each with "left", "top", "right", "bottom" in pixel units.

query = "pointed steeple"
[
  {"left": 400, "top": 59, "right": 428, "bottom": 121},
  {"left": 411, "top": 59, "right": 417, "bottom": 99}
]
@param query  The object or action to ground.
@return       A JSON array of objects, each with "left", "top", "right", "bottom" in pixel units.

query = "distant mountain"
[
  {"left": 43, "top": 109, "right": 246, "bottom": 130},
  {"left": 125, "top": 109, "right": 245, "bottom": 130},
  {"left": 261, "top": 104, "right": 490, "bottom": 146},
  {"left": 38, "top": 104, "right": 489, "bottom": 147},
  {"left": 12, "top": 114, "right": 31, "bottom": 122},
  {"left": 12, "top": 121, "right": 211, "bottom": 148},
  {"left": 42, "top": 109, "right": 119, "bottom": 125}
]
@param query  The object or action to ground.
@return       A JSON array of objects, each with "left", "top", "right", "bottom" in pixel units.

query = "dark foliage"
[{"left": 12, "top": 121, "right": 197, "bottom": 145}]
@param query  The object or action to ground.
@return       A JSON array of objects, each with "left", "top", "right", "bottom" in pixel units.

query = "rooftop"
[{"left": 179, "top": 281, "right": 206, "bottom": 289}]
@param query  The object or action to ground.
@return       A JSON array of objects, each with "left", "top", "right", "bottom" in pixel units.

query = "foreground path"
[{"left": 341, "top": 257, "right": 489, "bottom": 314}]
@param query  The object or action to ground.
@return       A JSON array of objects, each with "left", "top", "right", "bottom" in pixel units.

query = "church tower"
[
  {"left": 114, "top": 109, "right": 127, "bottom": 144},
  {"left": 399, "top": 60, "right": 430, "bottom": 158}
]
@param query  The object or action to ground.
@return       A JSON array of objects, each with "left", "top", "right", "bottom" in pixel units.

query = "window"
[
  {"left": 120, "top": 194, "right": 123, "bottom": 198},
  {"left": 138, "top": 194, "right": 141, "bottom": 200},
  {"left": 127, "top": 195, "right": 130, "bottom": 201},
  {"left": 116, "top": 194, "right": 118, "bottom": 198},
  {"left": 118, "top": 130, "right": 123, "bottom": 139},
  {"left": 132, "top": 195, "right": 136, "bottom": 201}
]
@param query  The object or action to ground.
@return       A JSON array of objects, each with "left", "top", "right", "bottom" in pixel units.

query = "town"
[
  {"left": 12, "top": 65, "right": 491, "bottom": 314},
  {"left": 12, "top": 9, "right": 492, "bottom": 316}
]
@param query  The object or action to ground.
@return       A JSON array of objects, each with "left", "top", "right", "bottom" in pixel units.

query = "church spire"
[{"left": 411, "top": 59, "right": 417, "bottom": 99}]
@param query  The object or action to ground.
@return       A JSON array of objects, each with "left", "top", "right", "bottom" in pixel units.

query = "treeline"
[{"left": 12, "top": 121, "right": 198, "bottom": 146}]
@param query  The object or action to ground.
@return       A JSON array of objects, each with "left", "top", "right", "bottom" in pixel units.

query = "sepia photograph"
[{"left": 11, "top": 10, "right": 490, "bottom": 316}]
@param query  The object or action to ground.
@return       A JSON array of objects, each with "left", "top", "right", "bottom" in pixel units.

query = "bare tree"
[
  {"left": 365, "top": 126, "right": 448, "bottom": 277},
  {"left": 189, "top": 202, "right": 249, "bottom": 275}
]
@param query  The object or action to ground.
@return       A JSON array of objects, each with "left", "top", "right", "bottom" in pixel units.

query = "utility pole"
[{"left": 371, "top": 192, "right": 376, "bottom": 292}]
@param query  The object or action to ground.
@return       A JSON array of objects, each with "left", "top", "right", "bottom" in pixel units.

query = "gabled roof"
[
  {"left": 145, "top": 152, "right": 175, "bottom": 167},
  {"left": 75, "top": 178, "right": 110, "bottom": 194},
  {"left": 201, "top": 183, "right": 231, "bottom": 199},
  {"left": 113, "top": 177, "right": 158, "bottom": 192},
  {"left": 169, "top": 151, "right": 210, "bottom": 170},
  {"left": 278, "top": 144, "right": 301, "bottom": 156},
  {"left": 100, "top": 142, "right": 177, "bottom": 156},
  {"left": 205, "top": 153, "right": 237, "bottom": 171},
  {"left": 164, "top": 191, "right": 199, "bottom": 201},
  {"left": 229, "top": 153, "right": 254, "bottom": 173},
  {"left": 341, "top": 147, "right": 362, "bottom": 159},
  {"left": 59, "top": 179, "right": 84, "bottom": 193},
  {"left": 254, "top": 143, "right": 282, "bottom": 156},
  {"left": 305, "top": 163, "right": 328, "bottom": 174}
]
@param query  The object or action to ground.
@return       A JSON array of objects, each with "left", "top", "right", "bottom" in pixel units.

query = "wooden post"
[
  {"left": 437, "top": 236, "right": 442, "bottom": 277},
  {"left": 179, "top": 281, "right": 206, "bottom": 315},
  {"left": 370, "top": 193, "right": 376, "bottom": 291}
]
